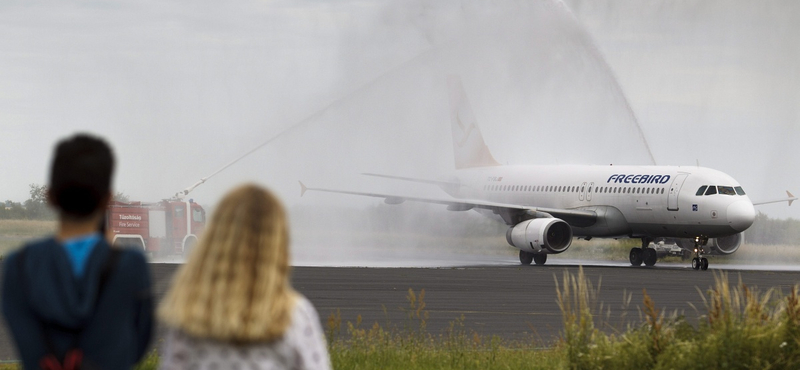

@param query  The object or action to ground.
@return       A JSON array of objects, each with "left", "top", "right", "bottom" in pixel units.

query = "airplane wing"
[
  {"left": 752, "top": 191, "right": 796, "bottom": 206},
  {"left": 299, "top": 181, "right": 597, "bottom": 227},
  {"left": 361, "top": 172, "right": 461, "bottom": 188}
]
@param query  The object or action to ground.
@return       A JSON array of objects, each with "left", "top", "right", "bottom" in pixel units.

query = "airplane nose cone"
[{"left": 727, "top": 201, "right": 755, "bottom": 232}]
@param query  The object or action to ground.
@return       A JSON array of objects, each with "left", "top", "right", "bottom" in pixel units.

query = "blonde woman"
[{"left": 158, "top": 184, "right": 330, "bottom": 370}]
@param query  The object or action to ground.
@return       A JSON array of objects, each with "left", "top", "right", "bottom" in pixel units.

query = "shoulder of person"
[
  {"left": 291, "top": 294, "right": 321, "bottom": 322},
  {"left": 2, "top": 237, "right": 57, "bottom": 270}
]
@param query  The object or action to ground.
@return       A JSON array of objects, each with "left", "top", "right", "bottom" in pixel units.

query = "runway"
[{"left": 1, "top": 262, "right": 799, "bottom": 361}]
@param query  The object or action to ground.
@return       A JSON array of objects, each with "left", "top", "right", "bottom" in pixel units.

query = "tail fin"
[{"left": 447, "top": 76, "right": 501, "bottom": 169}]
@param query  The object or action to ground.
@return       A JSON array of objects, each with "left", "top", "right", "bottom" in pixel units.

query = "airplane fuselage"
[{"left": 444, "top": 164, "right": 756, "bottom": 240}]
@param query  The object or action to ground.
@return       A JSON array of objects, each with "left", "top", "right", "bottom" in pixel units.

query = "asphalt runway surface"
[{"left": 1, "top": 262, "right": 800, "bottom": 361}]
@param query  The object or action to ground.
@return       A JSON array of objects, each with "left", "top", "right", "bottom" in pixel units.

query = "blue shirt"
[{"left": 61, "top": 233, "right": 101, "bottom": 278}]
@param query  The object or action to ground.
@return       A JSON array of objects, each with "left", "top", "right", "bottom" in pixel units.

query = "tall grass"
[
  {"left": 557, "top": 267, "right": 800, "bottom": 369},
  {"left": 327, "top": 288, "right": 561, "bottom": 370}
]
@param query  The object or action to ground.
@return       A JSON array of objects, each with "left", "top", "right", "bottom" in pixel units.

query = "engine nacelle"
[
  {"left": 708, "top": 232, "right": 744, "bottom": 255},
  {"left": 672, "top": 233, "right": 744, "bottom": 255},
  {"left": 506, "top": 218, "right": 573, "bottom": 254}
]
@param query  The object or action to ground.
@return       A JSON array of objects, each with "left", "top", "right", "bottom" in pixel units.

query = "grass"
[
  {"left": 325, "top": 288, "right": 561, "bottom": 370},
  {"left": 555, "top": 268, "right": 800, "bottom": 370},
  {"left": 0, "top": 219, "right": 55, "bottom": 258}
]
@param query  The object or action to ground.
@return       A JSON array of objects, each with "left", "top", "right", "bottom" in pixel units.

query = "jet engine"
[
  {"left": 506, "top": 218, "right": 573, "bottom": 254},
  {"left": 707, "top": 232, "right": 744, "bottom": 255},
  {"left": 673, "top": 233, "right": 744, "bottom": 256}
]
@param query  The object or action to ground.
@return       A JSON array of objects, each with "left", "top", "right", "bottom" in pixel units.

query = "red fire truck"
[
  {"left": 106, "top": 199, "right": 206, "bottom": 256},
  {"left": 102, "top": 122, "right": 285, "bottom": 256}
]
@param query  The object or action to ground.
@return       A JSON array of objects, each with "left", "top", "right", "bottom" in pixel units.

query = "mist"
[{"left": 1, "top": 0, "right": 798, "bottom": 265}]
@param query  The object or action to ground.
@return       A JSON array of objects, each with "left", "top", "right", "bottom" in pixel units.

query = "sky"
[{"left": 1, "top": 0, "right": 798, "bottom": 219}]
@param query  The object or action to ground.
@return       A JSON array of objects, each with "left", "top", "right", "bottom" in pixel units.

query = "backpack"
[{"left": 16, "top": 245, "right": 122, "bottom": 370}]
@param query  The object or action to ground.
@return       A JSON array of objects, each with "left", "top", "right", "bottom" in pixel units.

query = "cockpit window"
[
  {"left": 696, "top": 186, "right": 708, "bottom": 196},
  {"left": 704, "top": 186, "right": 717, "bottom": 195},
  {"left": 735, "top": 186, "right": 746, "bottom": 196},
  {"left": 718, "top": 186, "right": 736, "bottom": 196}
]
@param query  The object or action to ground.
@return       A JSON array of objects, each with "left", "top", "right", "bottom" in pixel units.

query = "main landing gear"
[
  {"left": 519, "top": 250, "right": 547, "bottom": 266},
  {"left": 629, "top": 238, "right": 658, "bottom": 267},
  {"left": 691, "top": 236, "right": 709, "bottom": 271}
]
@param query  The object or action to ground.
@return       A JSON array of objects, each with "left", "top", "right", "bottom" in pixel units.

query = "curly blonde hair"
[{"left": 159, "top": 184, "right": 297, "bottom": 342}]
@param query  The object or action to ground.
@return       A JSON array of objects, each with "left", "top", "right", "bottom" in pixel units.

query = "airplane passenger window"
[
  {"left": 719, "top": 186, "right": 736, "bottom": 196},
  {"left": 696, "top": 186, "right": 708, "bottom": 196},
  {"left": 735, "top": 186, "right": 746, "bottom": 195},
  {"left": 705, "top": 186, "right": 717, "bottom": 195}
]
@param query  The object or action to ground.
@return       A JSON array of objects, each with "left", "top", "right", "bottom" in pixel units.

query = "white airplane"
[{"left": 300, "top": 76, "right": 796, "bottom": 270}]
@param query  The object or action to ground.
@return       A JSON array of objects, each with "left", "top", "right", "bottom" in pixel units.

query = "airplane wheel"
[
  {"left": 629, "top": 248, "right": 643, "bottom": 266},
  {"left": 692, "top": 257, "right": 700, "bottom": 270},
  {"left": 533, "top": 254, "right": 547, "bottom": 265},
  {"left": 519, "top": 250, "right": 534, "bottom": 265},
  {"left": 701, "top": 258, "right": 709, "bottom": 271},
  {"left": 643, "top": 248, "right": 657, "bottom": 266}
]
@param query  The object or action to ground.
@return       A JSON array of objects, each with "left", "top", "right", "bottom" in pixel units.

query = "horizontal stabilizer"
[
  {"left": 752, "top": 190, "right": 798, "bottom": 206},
  {"left": 299, "top": 181, "right": 308, "bottom": 197}
]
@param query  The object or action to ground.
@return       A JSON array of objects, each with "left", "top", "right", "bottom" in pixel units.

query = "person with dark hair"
[{"left": 2, "top": 133, "right": 154, "bottom": 369}]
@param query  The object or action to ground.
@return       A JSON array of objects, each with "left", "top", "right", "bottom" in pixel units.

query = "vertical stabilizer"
[{"left": 447, "top": 76, "right": 501, "bottom": 169}]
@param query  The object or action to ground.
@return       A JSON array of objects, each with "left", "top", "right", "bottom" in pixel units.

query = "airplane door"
[
  {"left": 667, "top": 174, "right": 688, "bottom": 211},
  {"left": 587, "top": 182, "right": 594, "bottom": 201},
  {"left": 579, "top": 182, "right": 587, "bottom": 201}
]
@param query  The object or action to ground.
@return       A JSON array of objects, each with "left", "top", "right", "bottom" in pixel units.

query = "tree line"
[
  {"left": 746, "top": 211, "right": 800, "bottom": 245},
  {"left": 0, "top": 184, "right": 129, "bottom": 220}
]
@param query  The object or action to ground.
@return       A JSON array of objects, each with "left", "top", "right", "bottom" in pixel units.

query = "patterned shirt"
[{"left": 159, "top": 296, "right": 331, "bottom": 370}]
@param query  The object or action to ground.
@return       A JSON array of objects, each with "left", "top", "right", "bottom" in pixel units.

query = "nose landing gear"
[{"left": 690, "top": 236, "right": 709, "bottom": 271}]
